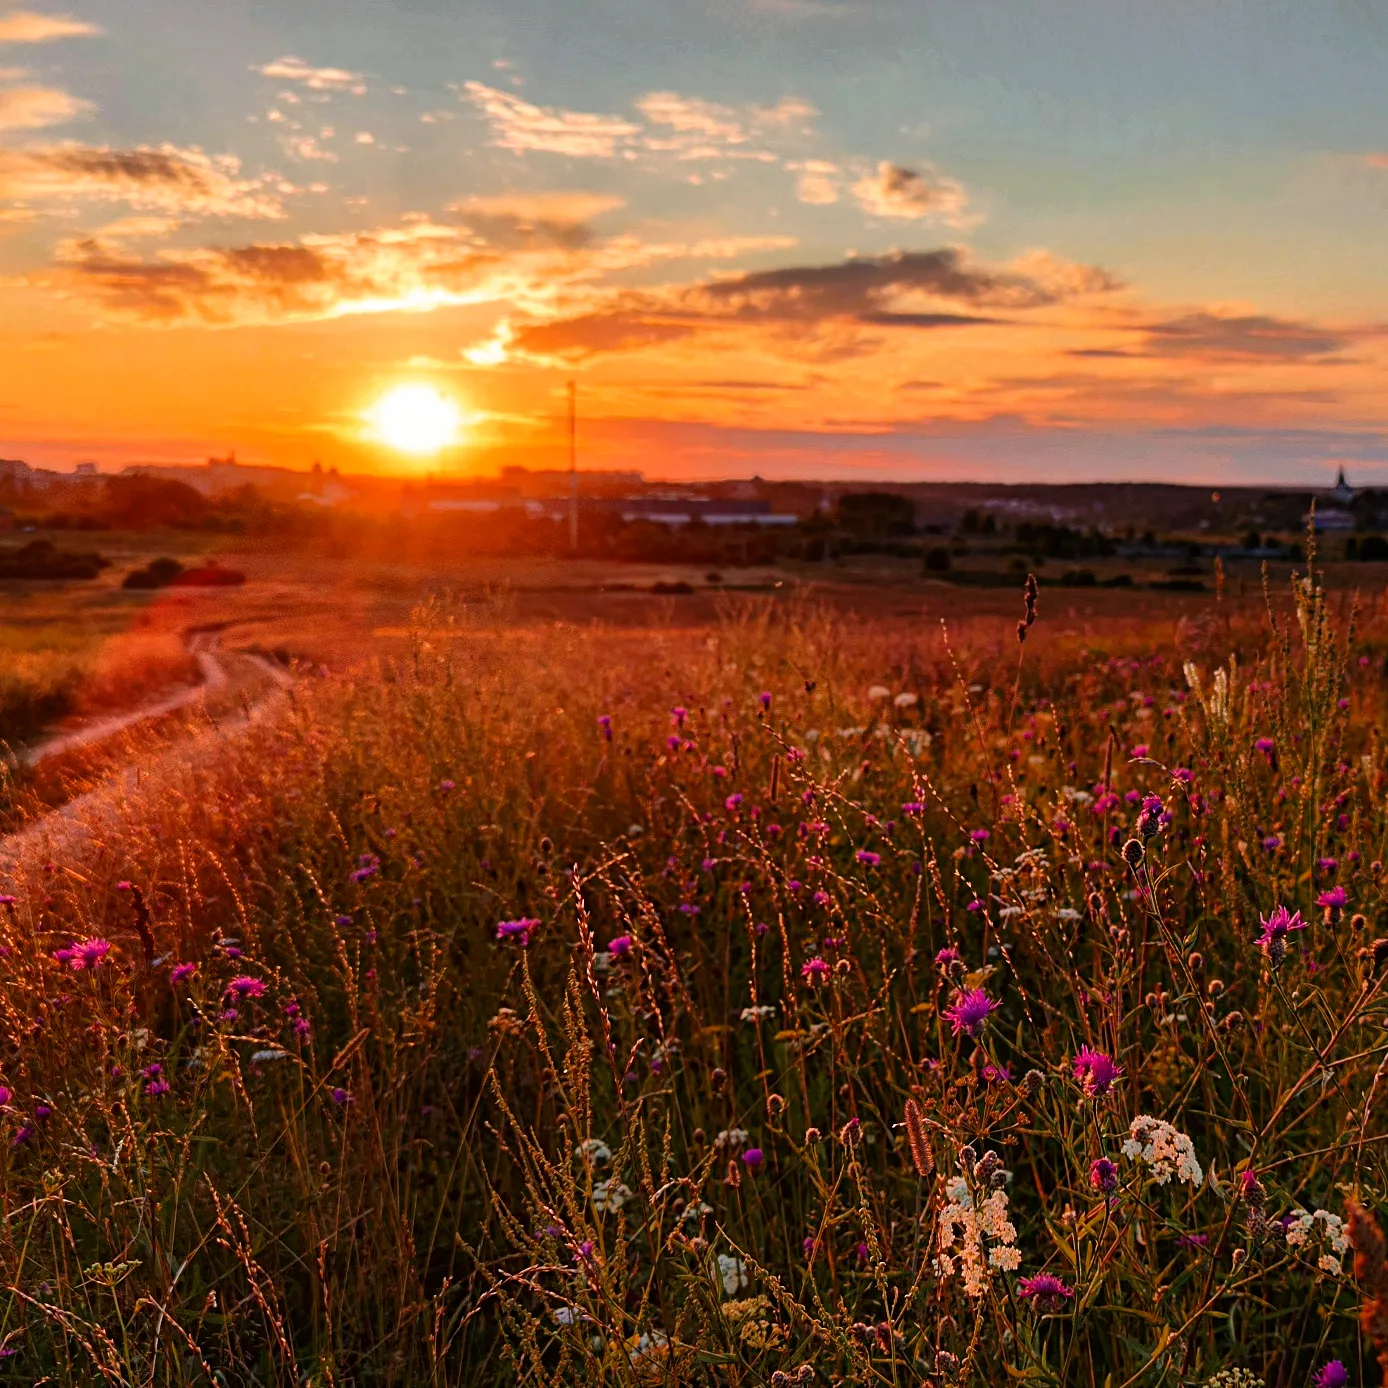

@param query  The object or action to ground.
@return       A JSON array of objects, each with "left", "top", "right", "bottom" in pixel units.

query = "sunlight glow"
[{"left": 367, "top": 384, "right": 463, "bottom": 455}]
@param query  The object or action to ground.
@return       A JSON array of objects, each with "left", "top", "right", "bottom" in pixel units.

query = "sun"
[{"left": 367, "top": 384, "right": 463, "bottom": 456}]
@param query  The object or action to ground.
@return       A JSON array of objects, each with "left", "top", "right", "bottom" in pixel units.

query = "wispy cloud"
[
  {"left": 852, "top": 161, "right": 970, "bottom": 224},
  {"left": 0, "top": 81, "right": 90, "bottom": 130},
  {"left": 253, "top": 56, "right": 366, "bottom": 94},
  {"left": 462, "top": 81, "right": 640, "bottom": 158},
  {"left": 788, "top": 158, "right": 840, "bottom": 204},
  {"left": 0, "top": 143, "right": 286, "bottom": 217},
  {"left": 0, "top": 9, "right": 99, "bottom": 44}
]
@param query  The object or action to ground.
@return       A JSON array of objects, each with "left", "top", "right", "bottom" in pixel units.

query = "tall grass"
[
  {"left": 0, "top": 575, "right": 1386, "bottom": 1386},
  {"left": 0, "top": 625, "right": 195, "bottom": 748}
]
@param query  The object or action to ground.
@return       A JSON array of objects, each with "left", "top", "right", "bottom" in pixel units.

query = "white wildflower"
[
  {"left": 868, "top": 685, "right": 891, "bottom": 701},
  {"left": 715, "top": 1128, "right": 750, "bottom": 1151},
  {"left": 716, "top": 1253, "right": 748, "bottom": 1295},
  {"left": 893, "top": 691, "right": 918, "bottom": 709},
  {"left": 250, "top": 1049, "right": 290, "bottom": 1064},
  {"left": 1318, "top": 1253, "right": 1343, "bottom": 1275},
  {"left": 578, "top": 1139, "right": 612, "bottom": 1167},
  {"left": 592, "top": 1179, "right": 632, "bottom": 1213},
  {"left": 740, "top": 1005, "right": 776, "bottom": 1022},
  {"left": 1123, "top": 1115, "right": 1203, "bottom": 1186}
]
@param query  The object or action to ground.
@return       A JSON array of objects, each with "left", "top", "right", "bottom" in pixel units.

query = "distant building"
[
  {"left": 73, "top": 461, "right": 98, "bottom": 477},
  {"left": 1332, "top": 465, "right": 1355, "bottom": 506},
  {"left": 1307, "top": 506, "right": 1356, "bottom": 532}
]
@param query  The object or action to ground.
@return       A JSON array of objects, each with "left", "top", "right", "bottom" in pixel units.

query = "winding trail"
[
  {"left": 18, "top": 627, "right": 233, "bottom": 769},
  {"left": 2, "top": 627, "right": 295, "bottom": 875}
]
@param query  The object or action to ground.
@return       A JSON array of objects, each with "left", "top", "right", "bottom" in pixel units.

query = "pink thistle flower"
[
  {"left": 801, "top": 956, "right": 830, "bottom": 984},
  {"left": 943, "top": 987, "right": 999, "bottom": 1038},
  {"left": 969, "top": 828, "right": 990, "bottom": 844},
  {"left": 607, "top": 934, "right": 632, "bottom": 956},
  {"left": 855, "top": 850, "right": 880, "bottom": 866},
  {"left": 144, "top": 1078, "right": 170, "bottom": 1098},
  {"left": 724, "top": 793, "right": 743, "bottom": 812},
  {"left": 1314, "top": 1362, "right": 1349, "bottom": 1388},
  {"left": 1317, "top": 885, "right": 1347, "bottom": 909},
  {"left": 759, "top": 691, "right": 772, "bottom": 710},
  {"left": 1255, "top": 904, "right": 1306, "bottom": 967},
  {"left": 62, "top": 938, "right": 111, "bottom": 971},
  {"left": 330, "top": 1087, "right": 353, "bottom": 1106},
  {"left": 226, "top": 975, "right": 266, "bottom": 1000},
  {"left": 170, "top": 962, "right": 196, "bottom": 984},
  {"left": 742, "top": 1147, "right": 764, "bottom": 1168},
  {"left": 935, "top": 946, "right": 962, "bottom": 972},
  {"left": 1072, "top": 1047, "right": 1123, "bottom": 1099},
  {"left": 596, "top": 714, "right": 612, "bottom": 741},
  {"left": 1017, "top": 1273, "right": 1074, "bottom": 1311},
  {"left": 0, "top": 1085, "right": 10, "bottom": 1107}
]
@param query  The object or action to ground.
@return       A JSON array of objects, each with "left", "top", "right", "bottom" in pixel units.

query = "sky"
[{"left": 2, "top": 0, "right": 1388, "bottom": 483}]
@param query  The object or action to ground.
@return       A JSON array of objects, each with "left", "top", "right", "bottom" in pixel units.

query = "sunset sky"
[{"left": 3, "top": 0, "right": 1388, "bottom": 482}]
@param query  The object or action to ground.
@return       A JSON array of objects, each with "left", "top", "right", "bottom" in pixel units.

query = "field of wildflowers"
[{"left": 2, "top": 560, "right": 1388, "bottom": 1385}]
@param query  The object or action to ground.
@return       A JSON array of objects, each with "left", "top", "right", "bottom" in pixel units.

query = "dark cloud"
[
  {"left": 0, "top": 142, "right": 285, "bottom": 217},
  {"left": 500, "top": 247, "right": 1113, "bottom": 360},
  {"left": 1139, "top": 312, "right": 1346, "bottom": 361}
]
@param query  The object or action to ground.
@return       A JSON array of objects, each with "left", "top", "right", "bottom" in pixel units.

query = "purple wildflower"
[
  {"left": 1072, "top": 1047, "right": 1123, "bottom": 1099},
  {"left": 607, "top": 934, "right": 632, "bottom": 956},
  {"left": 1314, "top": 1362, "right": 1349, "bottom": 1388},
  {"left": 331, "top": 1087, "right": 353, "bottom": 1105},
  {"left": 61, "top": 938, "right": 111, "bottom": 971},
  {"left": 855, "top": 850, "right": 880, "bottom": 867},
  {"left": 597, "top": 714, "right": 612, "bottom": 741},
  {"left": 969, "top": 828, "right": 991, "bottom": 844},
  {"left": 725, "top": 793, "right": 743, "bottom": 812},
  {"left": 935, "top": 946, "right": 962, "bottom": 972},
  {"left": 902, "top": 800, "right": 924, "bottom": 815},
  {"left": 496, "top": 918, "right": 538, "bottom": 946},
  {"left": 759, "top": 691, "right": 772, "bottom": 711},
  {"left": 801, "top": 956, "right": 830, "bottom": 984},
  {"left": 0, "top": 1085, "right": 10, "bottom": 1107},
  {"left": 350, "top": 854, "right": 380, "bottom": 883},
  {"left": 1088, "top": 1157, "right": 1119, "bottom": 1195},
  {"left": 1017, "top": 1274, "right": 1074, "bottom": 1311},
  {"left": 226, "top": 975, "right": 266, "bottom": 1000},
  {"left": 1255, "top": 905, "right": 1307, "bottom": 967},
  {"left": 144, "top": 1077, "right": 170, "bottom": 1098},
  {"left": 170, "top": 962, "right": 196, "bottom": 984},
  {"left": 943, "top": 987, "right": 999, "bottom": 1038},
  {"left": 742, "top": 1147, "right": 764, "bottom": 1169}
]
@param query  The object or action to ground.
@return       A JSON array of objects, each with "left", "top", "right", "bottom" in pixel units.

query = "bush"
[{"left": 923, "top": 546, "right": 952, "bottom": 573}]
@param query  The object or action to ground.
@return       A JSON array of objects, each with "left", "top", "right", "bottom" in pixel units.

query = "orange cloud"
[
  {"left": 0, "top": 81, "right": 90, "bottom": 130},
  {"left": 40, "top": 212, "right": 794, "bottom": 326},
  {"left": 0, "top": 142, "right": 286, "bottom": 216},
  {"left": 0, "top": 9, "right": 99, "bottom": 44}
]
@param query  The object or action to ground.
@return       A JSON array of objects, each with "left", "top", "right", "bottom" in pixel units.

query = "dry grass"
[{"left": 0, "top": 568, "right": 1383, "bottom": 1385}]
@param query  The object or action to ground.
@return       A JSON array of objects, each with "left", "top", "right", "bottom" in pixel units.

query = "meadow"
[{"left": 0, "top": 554, "right": 1386, "bottom": 1386}]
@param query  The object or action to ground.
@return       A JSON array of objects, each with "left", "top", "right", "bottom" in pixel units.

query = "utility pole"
[{"left": 568, "top": 379, "right": 578, "bottom": 554}]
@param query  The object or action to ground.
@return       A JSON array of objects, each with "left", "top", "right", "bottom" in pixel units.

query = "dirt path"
[
  {"left": 18, "top": 628, "right": 231, "bottom": 769},
  {"left": 1, "top": 630, "right": 295, "bottom": 876}
]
